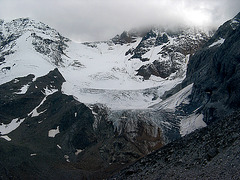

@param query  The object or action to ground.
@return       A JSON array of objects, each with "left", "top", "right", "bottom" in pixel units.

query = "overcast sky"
[{"left": 0, "top": 0, "right": 239, "bottom": 42}]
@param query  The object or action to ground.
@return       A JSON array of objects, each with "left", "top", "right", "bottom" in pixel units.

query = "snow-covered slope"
[
  {"left": 0, "top": 18, "right": 211, "bottom": 110},
  {"left": 0, "top": 18, "right": 68, "bottom": 84},
  {"left": 60, "top": 28, "right": 211, "bottom": 109}
]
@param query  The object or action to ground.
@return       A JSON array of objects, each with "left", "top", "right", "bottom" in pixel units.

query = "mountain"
[
  {"left": 112, "top": 12, "right": 240, "bottom": 179},
  {"left": 2, "top": 14, "right": 238, "bottom": 179}
]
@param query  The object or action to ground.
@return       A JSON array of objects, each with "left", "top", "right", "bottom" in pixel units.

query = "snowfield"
[
  {"left": 0, "top": 18, "right": 211, "bottom": 137},
  {"left": 60, "top": 40, "right": 187, "bottom": 109}
]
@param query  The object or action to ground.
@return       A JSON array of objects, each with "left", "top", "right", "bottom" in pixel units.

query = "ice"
[
  {"left": 64, "top": 155, "right": 70, "bottom": 162},
  {"left": 152, "top": 83, "right": 193, "bottom": 111},
  {"left": 0, "top": 135, "right": 11, "bottom": 141},
  {"left": 43, "top": 87, "right": 58, "bottom": 96},
  {"left": 15, "top": 84, "right": 30, "bottom": 94},
  {"left": 48, "top": 126, "right": 60, "bottom": 138},
  {"left": 0, "top": 31, "right": 55, "bottom": 85},
  {"left": 75, "top": 149, "right": 83, "bottom": 155},
  {"left": 180, "top": 113, "right": 206, "bottom": 136},
  {"left": 29, "top": 87, "right": 57, "bottom": 117},
  {"left": 0, "top": 118, "right": 25, "bottom": 135},
  {"left": 0, "top": 25, "right": 188, "bottom": 110},
  {"left": 209, "top": 38, "right": 225, "bottom": 48}
]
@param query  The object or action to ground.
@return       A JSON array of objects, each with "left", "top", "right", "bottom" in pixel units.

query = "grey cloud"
[{"left": 0, "top": 0, "right": 239, "bottom": 42}]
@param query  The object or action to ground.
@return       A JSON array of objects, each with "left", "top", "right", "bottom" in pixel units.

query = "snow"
[
  {"left": 48, "top": 126, "right": 60, "bottom": 138},
  {"left": 0, "top": 23, "right": 189, "bottom": 110},
  {"left": 230, "top": 19, "right": 240, "bottom": 30},
  {"left": 13, "top": 79, "right": 20, "bottom": 83},
  {"left": 58, "top": 35, "right": 192, "bottom": 109},
  {"left": 0, "top": 135, "right": 11, "bottom": 141},
  {"left": 30, "top": 153, "right": 37, "bottom": 156},
  {"left": 209, "top": 38, "right": 225, "bottom": 48},
  {"left": 0, "top": 31, "right": 55, "bottom": 85},
  {"left": 43, "top": 87, "right": 58, "bottom": 96},
  {"left": 0, "top": 118, "right": 25, "bottom": 135},
  {"left": 15, "top": 84, "right": 30, "bottom": 94},
  {"left": 75, "top": 149, "right": 83, "bottom": 155},
  {"left": 29, "top": 87, "right": 57, "bottom": 117},
  {"left": 152, "top": 83, "right": 193, "bottom": 111},
  {"left": 57, "top": 144, "right": 62, "bottom": 149},
  {"left": 0, "top": 19, "right": 213, "bottom": 143},
  {"left": 64, "top": 155, "right": 70, "bottom": 162},
  {"left": 29, "top": 97, "right": 47, "bottom": 117},
  {"left": 180, "top": 113, "right": 207, "bottom": 136}
]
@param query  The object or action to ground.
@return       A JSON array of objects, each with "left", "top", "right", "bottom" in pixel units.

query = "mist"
[{"left": 0, "top": 0, "right": 239, "bottom": 42}]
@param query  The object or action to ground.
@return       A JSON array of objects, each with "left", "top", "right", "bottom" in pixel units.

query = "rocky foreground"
[{"left": 111, "top": 110, "right": 240, "bottom": 179}]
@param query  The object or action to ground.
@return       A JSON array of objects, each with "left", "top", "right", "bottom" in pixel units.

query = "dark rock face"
[
  {"left": 130, "top": 30, "right": 158, "bottom": 61},
  {"left": 180, "top": 12, "right": 240, "bottom": 124},
  {"left": 137, "top": 53, "right": 186, "bottom": 79},
  {"left": 111, "top": 111, "right": 240, "bottom": 180},
  {"left": 112, "top": 31, "right": 137, "bottom": 45},
  {"left": 0, "top": 68, "right": 64, "bottom": 124}
]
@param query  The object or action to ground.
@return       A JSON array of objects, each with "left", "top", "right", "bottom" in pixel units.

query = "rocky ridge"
[{"left": 112, "top": 27, "right": 212, "bottom": 80}]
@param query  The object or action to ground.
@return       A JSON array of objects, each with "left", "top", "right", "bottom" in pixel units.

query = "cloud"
[{"left": 0, "top": 0, "right": 239, "bottom": 42}]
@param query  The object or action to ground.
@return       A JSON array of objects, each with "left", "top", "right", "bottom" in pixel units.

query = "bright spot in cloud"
[{"left": 184, "top": 10, "right": 211, "bottom": 26}]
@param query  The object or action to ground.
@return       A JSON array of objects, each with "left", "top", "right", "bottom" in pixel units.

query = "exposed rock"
[
  {"left": 173, "top": 12, "right": 240, "bottom": 124},
  {"left": 112, "top": 31, "right": 137, "bottom": 45},
  {"left": 111, "top": 111, "right": 240, "bottom": 180},
  {"left": 133, "top": 27, "right": 211, "bottom": 79}
]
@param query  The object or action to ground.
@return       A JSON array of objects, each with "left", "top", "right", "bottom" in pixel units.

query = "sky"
[{"left": 0, "top": 0, "right": 239, "bottom": 42}]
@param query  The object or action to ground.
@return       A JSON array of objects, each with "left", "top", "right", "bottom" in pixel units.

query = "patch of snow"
[
  {"left": 29, "top": 97, "right": 47, "bottom": 117},
  {"left": 209, "top": 38, "right": 225, "bottom": 48},
  {"left": 64, "top": 155, "right": 70, "bottom": 162},
  {"left": 152, "top": 83, "right": 193, "bottom": 111},
  {"left": 43, "top": 87, "right": 58, "bottom": 96},
  {"left": 230, "top": 19, "right": 240, "bottom": 30},
  {"left": 75, "top": 149, "right": 83, "bottom": 155},
  {"left": 13, "top": 79, "right": 19, "bottom": 83},
  {"left": 92, "top": 111, "right": 98, "bottom": 116},
  {"left": 74, "top": 112, "right": 77, "bottom": 117},
  {"left": 48, "top": 126, "right": 60, "bottom": 138},
  {"left": 0, "top": 135, "right": 11, "bottom": 141},
  {"left": 30, "top": 153, "right": 37, "bottom": 156},
  {"left": 180, "top": 113, "right": 206, "bottom": 136},
  {"left": 0, "top": 118, "right": 25, "bottom": 135},
  {"left": 57, "top": 144, "right": 62, "bottom": 149},
  {"left": 15, "top": 84, "right": 30, "bottom": 94},
  {"left": 29, "top": 87, "right": 57, "bottom": 117}
]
